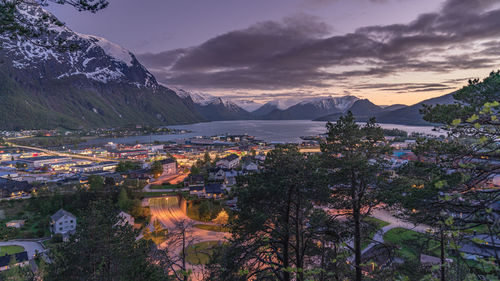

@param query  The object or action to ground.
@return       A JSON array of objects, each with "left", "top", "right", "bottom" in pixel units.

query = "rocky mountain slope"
[{"left": 0, "top": 3, "right": 203, "bottom": 130}]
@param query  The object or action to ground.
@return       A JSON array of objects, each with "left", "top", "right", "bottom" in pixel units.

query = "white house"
[
  {"left": 50, "top": 209, "right": 76, "bottom": 237},
  {"left": 160, "top": 158, "right": 177, "bottom": 176},
  {"left": 216, "top": 154, "right": 239, "bottom": 169},
  {"left": 117, "top": 211, "right": 135, "bottom": 227},
  {"left": 242, "top": 161, "right": 259, "bottom": 171}
]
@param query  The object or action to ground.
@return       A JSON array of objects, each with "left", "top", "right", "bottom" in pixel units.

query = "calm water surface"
[{"left": 84, "top": 120, "right": 439, "bottom": 145}]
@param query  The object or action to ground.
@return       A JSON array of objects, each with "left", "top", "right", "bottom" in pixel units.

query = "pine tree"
[{"left": 321, "top": 112, "right": 392, "bottom": 281}]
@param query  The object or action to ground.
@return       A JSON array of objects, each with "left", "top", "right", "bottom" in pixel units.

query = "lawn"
[
  {"left": 0, "top": 245, "right": 25, "bottom": 255},
  {"left": 148, "top": 229, "right": 168, "bottom": 245},
  {"left": 361, "top": 217, "right": 390, "bottom": 249},
  {"left": 184, "top": 241, "right": 220, "bottom": 265},
  {"left": 186, "top": 200, "right": 225, "bottom": 223},
  {"left": 383, "top": 227, "right": 440, "bottom": 261},
  {"left": 194, "top": 224, "right": 230, "bottom": 232}
]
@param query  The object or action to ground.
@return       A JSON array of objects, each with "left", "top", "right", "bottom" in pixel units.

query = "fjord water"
[{"left": 84, "top": 120, "right": 439, "bottom": 145}]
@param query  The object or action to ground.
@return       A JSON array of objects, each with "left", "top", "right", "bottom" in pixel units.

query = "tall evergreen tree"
[
  {"left": 321, "top": 112, "right": 392, "bottom": 281},
  {"left": 387, "top": 71, "right": 500, "bottom": 280},
  {"left": 205, "top": 145, "right": 332, "bottom": 281}
]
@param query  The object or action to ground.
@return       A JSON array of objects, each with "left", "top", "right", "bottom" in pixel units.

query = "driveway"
[{"left": 0, "top": 240, "right": 46, "bottom": 258}]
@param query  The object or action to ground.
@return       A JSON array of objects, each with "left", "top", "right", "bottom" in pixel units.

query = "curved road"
[
  {"left": 149, "top": 197, "right": 228, "bottom": 242},
  {"left": 6, "top": 142, "right": 117, "bottom": 162}
]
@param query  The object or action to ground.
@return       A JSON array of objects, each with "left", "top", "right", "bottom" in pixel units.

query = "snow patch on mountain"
[
  {"left": 232, "top": 100, "right": 263, "bottom": 112},
  {"left": 173, "top": 89, "right": 245, "bottom": 112},
  {"left": 0, "top": 2, "right": 156, "bottom": 87},
  {"left": 77, "top": 33, "right": 134, "bottom": 67},
  {"left": 298, "top": 96, "right": 359, "bottom": 111},
  {"left": 267, "top": 99, "right": 302, "bottom": 110}
]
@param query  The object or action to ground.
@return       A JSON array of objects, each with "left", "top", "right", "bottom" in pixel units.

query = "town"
[
  {"left": 0, "top": 118, "right": 498, "bottom": 280},
  {"left": 1, "top": 0, "right": 499, "bottom": 280}
]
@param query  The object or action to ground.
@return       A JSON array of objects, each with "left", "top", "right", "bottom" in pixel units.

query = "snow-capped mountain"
[
  {"left": 297, "top": 96, "right": 358, "bottom": 112},
  {"left": 0, "top": 3, "right": 202, "bottom": 129},
  {"left": 2, "top": 3, "right": 156, "bottom": 88},
  {"left": 255, "top": 96, "right": 359, "bottom": 120},
  {"left": 231, "top": 100, "right": 263, "bottom": 112},
  {"left": 174, "top": 89, "right": 253, "bottom": 120}
]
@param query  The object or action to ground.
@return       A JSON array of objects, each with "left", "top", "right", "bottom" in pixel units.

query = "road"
[
  {"left": 143, "top": 173, "right": 189, "bottom": 192},
  {"left": 6, "top": 142, "right": 117, "bottom": 162},
  {"left": 148, "top": 197, "right": 228, "bottom": 241}
]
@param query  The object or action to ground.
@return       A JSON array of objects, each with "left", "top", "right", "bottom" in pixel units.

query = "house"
[
  {"left": 189, "top": 185, "right": 205, "bottom": 197},
  {"left": 216, "top": 154, "right": 239, "bottom": 169},
  {"left": 6, "top": 220, "right": 25, "bottom": 228},
  {"left": 69, "top": 161, "right": 117, "bottom": 173},
  {"left": 50, "top": 209, "right": 76, "bottom": 238},
  {"left": 0, "top": 178, "right": 33, "bottom": 198},
  {"left": 160, "top": 158, "right": 177, "bottom": 176},
  {"left": 225, "top": 176, "right": 237, "bottom": 186},
  {"left": 16, "top": 156, "right": 71, "bottom": 168},
  {"left": 242, "top": 161, "right": 258, "bottom": 171},
  {"left": 208, "top": 168, "right": 227, "bottom": 181},
  {"left": 459, "top": 234, "right": 500, "bottom": 260},
  {"left": 128, "top": 169, "right": 151, "bottom": 181},
  {"left": 185, "top": 174, "right": 204, "bottom": 187},
  {"left": 0, "top": 251, "right": 29, "bottom": 271},
  {"left": 108, "top": 149, "right": 148, "bottom": 159},
  {"left": 117, "top": 211, "right": 135, "bottom": 227},
  {"left": 205, "top": 183, "right": 224, "bottom": 198}
]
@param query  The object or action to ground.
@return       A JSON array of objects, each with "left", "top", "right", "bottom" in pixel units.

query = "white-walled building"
[{"left": 50, "top": 209, "right": 76, "bottom": 236}]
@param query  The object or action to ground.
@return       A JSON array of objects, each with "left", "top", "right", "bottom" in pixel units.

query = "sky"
[{"left": 47, "top": 0, "right": 500, "bottom": 105}]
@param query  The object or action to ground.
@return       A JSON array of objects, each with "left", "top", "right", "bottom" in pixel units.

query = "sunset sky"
[{"left": 48, "top": 0, "right": 500, "bottom": 105}]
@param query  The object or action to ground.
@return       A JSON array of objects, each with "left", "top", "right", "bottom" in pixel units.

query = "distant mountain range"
[
  {"left": 177, "top": 91, "right": 456, "bottom": 125},
  {"left": 0, "top": 3, "right": 457, "bottom": 129},
  {"left": 314, "top": 94, "right": 455, "bottom": 125}
]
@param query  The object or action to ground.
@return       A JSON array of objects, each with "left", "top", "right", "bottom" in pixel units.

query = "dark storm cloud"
[{"left": 137, "top": 0, "right": 500, "bottom": 91}]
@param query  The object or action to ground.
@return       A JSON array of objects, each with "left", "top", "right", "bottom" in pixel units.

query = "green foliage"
[
  {"left": 205, "top": 145, "right": 343, "bottom": 281},
  {"left": 0, "top": 263, "right": 34, "bottom": 281},
  {"left": 117, "top": 188, "right": 133, "bottom": 212},
  {"left": 115, "top": 161, "right": 141, "bottom": 173},
  {"left": 321, "top": 112, "right": 392, "bottom": 281},
  {"left": 151, "top": 161, "right": 163, "bottom": 178},
  {"left": 190, "top": 165, "right": 200, "bottom": 175},
  {"left": 45, "top": 200, "right": 165, "bottom": 281},
  {"left": 383, "top": 128, "right": 408, "bottom": 137},
  {"left": 87, "top": 175, "right": 103, "bottom": 191},
  {"left": 184, "top": 241, "right": 220, "bottom": 265},
  {"left": 187, "top": 199, "right": 223, "bottom": 222}
]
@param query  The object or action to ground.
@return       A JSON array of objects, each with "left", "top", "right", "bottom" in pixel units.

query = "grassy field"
[
  {"left": 383, "top": 227, "right": 440, "bottom": 261},
  {"left": 0, "top": 199, "right": 50, "bottom": 240},
  {"left": 194, "top": 224, "right": 230, "bottom": 232},
  {"left": 185, "top": 241, "right": 220, "bottom": 265},
  {"left": 0, "top": 245, "right": 25, "bottom": 255},
  {"left": 148, "top": 229, "right": 168, "bottom": 245}
]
